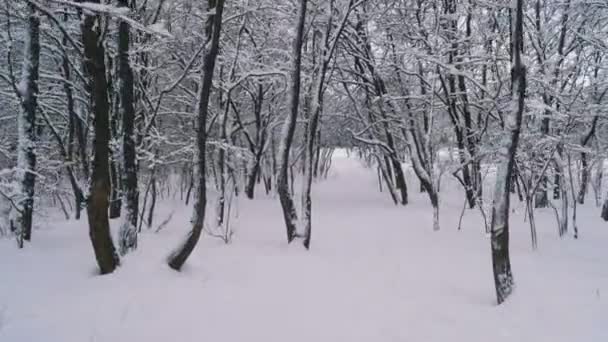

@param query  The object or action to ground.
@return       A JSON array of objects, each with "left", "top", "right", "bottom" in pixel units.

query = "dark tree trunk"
[
  {"left": 16, "top": 4, "right": 41, "bottom": 245},
  {"left": 60, "top": 10, "right": 84, "bottom": 220},
  {"left": 578, "top": 153, "right": 589, "bottom": 204},
  {"left": 313, "top": 131, "right": 321, "bottom": 179},
  {"left": 577, "top": 116, "right": 598, "bottom": 204},
  {"left": 277, "top": 0, "right": 308, "bottom": 243},
  {"left": 168, "top": 0, "right": 225, "bottom": 271},
  {"left": 535, "top": 176, "right": 549, "bottom": 208},
  {"left": 553, "top": 168, "right": 561, "bottom": 200},
  {"left": 185, "top": 164, "right": 194, "bottom": 205},
  {"left": 109, "top": 157, "right": 122, "bottom": 218},
  {"left": 245, "top": 156, "right": 261, "bottom": 199},
  {"left": 443, "top": 0, "right": 476, "bottom": 209},
  {"left": 108, "top": 55, "right": 122, "bottom": 220},
  {"left": 117, "top": 0, "right": 139, "bottom": 254},
  {"left": 361, "top": 48, "right": 408, "bottom": 205},
  {"left": 491, "top": 0, "right": 526, "bottom": 305},
  {"left": 245, "top": 83, "right": 266, "bottom": 199},
  {"left": 216, "top": 106, "right": 229, "bottom": 227},
  {"left": 601, "top": 198, "right": 608, "bottom": 221},
  {"left": 147, "top": 167, "right": 157, "bottom": 228},
  {"left": 82, "top": 1, "right": 120, "bottom": 274},
  {"left": 390, "top": 153, "right": 408, "bottom": 205}
]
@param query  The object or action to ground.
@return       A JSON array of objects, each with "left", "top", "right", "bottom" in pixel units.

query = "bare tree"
[
  {"left": 490, "top": 0, "right": 527, "bottom": 305},
  {"left": 14, "top": 2, "right": 40, "bottom": 246},
  {"left": 82, "top": 0, "right": 120, "bottom": 274},
  {"left": 118, "top": 0, "right": 139, "bottom": 255},
  {"left": 276, "top": 0, "right": 307, "bottom": 243},
  {"left": 168, "top": 0, "right": 226, "bottom": 271}
]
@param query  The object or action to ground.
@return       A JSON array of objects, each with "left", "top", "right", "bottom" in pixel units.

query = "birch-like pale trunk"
[{"left": 490, "top": 0, "right": 526, "bottom": 305}]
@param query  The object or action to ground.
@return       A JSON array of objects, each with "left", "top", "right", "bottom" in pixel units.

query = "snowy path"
[{"left": 1, "top": 152, "right": 607, "bottom": 341}]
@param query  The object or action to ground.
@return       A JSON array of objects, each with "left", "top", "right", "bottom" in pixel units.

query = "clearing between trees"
[{"left": 1, "top": 151, "right": 606, "bottom": 342}]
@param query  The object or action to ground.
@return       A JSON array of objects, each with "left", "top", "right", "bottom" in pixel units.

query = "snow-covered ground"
[{"left": 1, "top": 151, "right": 607, "bottom": 341}]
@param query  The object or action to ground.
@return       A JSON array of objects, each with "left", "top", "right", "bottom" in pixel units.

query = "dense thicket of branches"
[{"left": 0, "top": 0, "right": 606, "bottom": 304}]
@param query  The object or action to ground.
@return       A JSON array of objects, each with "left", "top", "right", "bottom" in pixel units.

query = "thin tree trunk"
[
  {"left": 168, "top": 0, "right": 225, "bottom": 271},
  {"left": 147, "top": 165, "right": 157, "bottom": 229},
  {"left": 491, "top": 0, "right": 525, "bottom": 305},
  {"left": 578, "top": 153, "right": 589, "bottom": 204},
  {"left": 276, "top": 0, "right": 308, "bottom": 243},
  {"left": 60, "top": 10, "right": 83, "bottom": 220},
  {"left": 245, "top": 156, "right": 261, "bottom": 199}
]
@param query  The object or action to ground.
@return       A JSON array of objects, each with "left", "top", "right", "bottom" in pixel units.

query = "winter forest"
[{"left": 0, "top": 0, "right": 607, "bottom": 340}]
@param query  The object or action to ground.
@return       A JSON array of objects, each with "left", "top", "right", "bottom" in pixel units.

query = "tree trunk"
[
  {"left": 16, "top": 3, "right": 41, "bottom": 245},
  {"left": 245, "top": 156, "right": 261, "bottom": 199},
  {"left": 82, "top": 1, "right": 120, "bottom": 274},
  {"left": 601, "top": 197, "right": 608, "bottom": 221},
  {"left": 60, "top": 10, "right": 83, "bottom": 220},
  {"left": 216, "top": 106, "right": 229, "bottom": 227},
  {"left": 117, "top": 0, "right": 139, "bottom": 255},
  {"left": 491, "top": 0, "right": 525, "bottom": 305},
  {"left": 534, "top": 174, "right": 548, "bottom": 208},
  {"left": 277, "top": 0, "right": 308, "bottom": 243},
  {"left": 553, "top": 171, "right": 561, "bottom": 200},
  {"left": 185, "top": 163, "right": 194, "bottom": 205},
  {"left": 577, "top": 116, "right": 598, "bottom": 204},
  {"left": 388, "top": 152, "right": 408, "bottom": 205},
  {"left": 578, "top": 152, "right": 589, "bottom": 204},
  {"left": 168, "top": 0, "right": 225, "bottom": 271},
  {"left": 147, "top": 166, "right": 157, "bottom": 229}
]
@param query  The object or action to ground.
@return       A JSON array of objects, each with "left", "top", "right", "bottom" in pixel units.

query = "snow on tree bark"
[
  {"left": 276, "top": 0, "right": 308, "bottom": 243},
  {"left": 81, "top": 0, "right": 120, "bottom": 274},
  {"left": 117, "top": 0, "right": 139, "bottom": 255},
  {"left": 15, "top": 3, "right": 40, "bottom": 245},
  {"left": 490, "top": 0, "right": 527, "bottom": 305}
]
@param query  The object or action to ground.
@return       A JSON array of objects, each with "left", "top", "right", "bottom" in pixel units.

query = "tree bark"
[
  {"left": 117, "top": 0, "right": 139, "bottom": 255},
  {"left": 277, "top": 0, "right": 308, "bottom": 243},
  {"left": 168, "top": 0, "right": 225, "bottom": 271},
  {"left": 82, "top": 0, "right": 120, "bottom": 274},
  {"left": 490, "top": 0, "right": 526, "bottom": 305},
  {"left": 60, "top": 10, "right": 84, "bottom": 220},
  {"left": 16, "top": 3, "right": 41, "bottom": 245}
]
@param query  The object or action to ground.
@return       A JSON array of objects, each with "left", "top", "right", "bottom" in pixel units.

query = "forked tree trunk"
[
  {"left": 168, "top": 0, "right": 225, "bottom": 271},
  {"left": 82, "top": 1, "right": 120, "bottom": 274},
  {"left": 15, "top": 3, "right": 40, "bottom": 245},
  {"left": 490, "top": 0, "right": 526, "bottom": 305}
]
